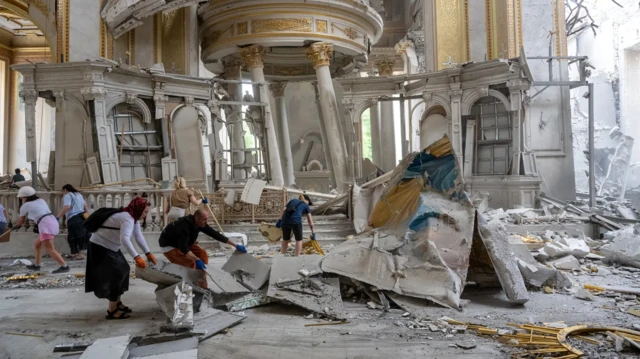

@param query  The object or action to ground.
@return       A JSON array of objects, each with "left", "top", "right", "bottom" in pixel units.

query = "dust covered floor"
[{"left": 0, "top": 256, "right": 638, "bottom": 359}]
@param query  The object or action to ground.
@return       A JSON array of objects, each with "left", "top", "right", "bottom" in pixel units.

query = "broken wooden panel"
[
  {"left": 475, "top": 215, "right": 530, "bottom": 304},
  {"left": 222, "top": 252, "right": 271, "bottom": 291},
  {"left": 267, "top": 255, "right": 345, "bottom": 319}
]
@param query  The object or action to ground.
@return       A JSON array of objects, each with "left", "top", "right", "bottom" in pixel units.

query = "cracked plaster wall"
[{"left": 568, "top": 0, "right": 640, "bottom": 196}]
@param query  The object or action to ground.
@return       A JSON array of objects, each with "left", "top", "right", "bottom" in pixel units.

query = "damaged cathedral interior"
[{"left": 0, "top": 0, "right": 639, "bottom": 358}]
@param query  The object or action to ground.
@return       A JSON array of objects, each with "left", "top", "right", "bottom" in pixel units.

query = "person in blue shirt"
[
  {"left": 276, "top": 194, "right": 316, "bottom": 256},
  {"left": 57, "top": 184, "right": 90, "bottom": 260}
]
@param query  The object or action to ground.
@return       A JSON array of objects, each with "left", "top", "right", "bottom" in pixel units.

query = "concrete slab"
[
  {"left": 475, "top": 215, "right": 530, "bottom": 304},
  {"left": 192, "top": 307, "right": 246, "bottom": 341},
  {"left": 600, "top": 233, "right": 640, "bottom": 268},
  {"left": 267, "top": 255, "right": 344, "bottom": 319},
  {"left": 548, "top": 255, "right": 581, "bottom": 270},
  {"left": 80, "top": 335, "right": 131, "bottom": 359},
  {"left": 385, "top": 292, "right": 434, "bottom": 320},
  {"left": 221, "top": 252, "right": 271, "bottom": 291},
  {"left": 128, "top": 337, "right": 198, "bottom": 358},
  {"left": 132, "top": 349, "right": 198, "bottom": 359},
  {"left": 154, "top": 282, "right": 194, "bottom": 330}
]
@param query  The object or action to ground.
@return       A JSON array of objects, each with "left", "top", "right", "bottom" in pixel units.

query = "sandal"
[
  {"left": 106, "top": 309, "right": 130, "bottom": 320},
  {"left": 117, "top": 302, "right": 132, "bottom": 313}
]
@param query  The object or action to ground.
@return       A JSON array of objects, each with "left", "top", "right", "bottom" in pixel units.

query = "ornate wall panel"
[
  {"left": 486, "top": 0, "right": 523, "bottom": 59},
  {"left": 434, "top": 0, "right": 469, "bottom": 70},
  {"left": 162, "top": 7, "right": 186, "bottom": 75}
]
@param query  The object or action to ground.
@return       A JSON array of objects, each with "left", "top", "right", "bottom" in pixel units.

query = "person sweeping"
[
  {"left": 276, "top": 195, "right": 316, "bottom": 257},
  {"left": 84, "top": 197, "right": 157, "bottom": 320}
]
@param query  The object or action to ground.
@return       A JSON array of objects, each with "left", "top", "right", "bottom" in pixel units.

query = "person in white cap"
[{"left": 13, "top": 186, "right": 69, "bottom": 273}]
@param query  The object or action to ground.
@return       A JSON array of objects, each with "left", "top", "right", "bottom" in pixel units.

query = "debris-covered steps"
[{"left": 217, "top": 214, "right": 356, "bottom": 245}]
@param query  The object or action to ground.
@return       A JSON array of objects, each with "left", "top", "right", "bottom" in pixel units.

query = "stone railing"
[
  {"left": 0, "top": 187, "right": 288, "bottom": 232},
  {"left": 0, "top": 189, "right": 171, "bottom": 233}
]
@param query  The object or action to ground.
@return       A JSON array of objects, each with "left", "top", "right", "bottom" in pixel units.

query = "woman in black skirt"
[
  {"left": 85, "top": 197, "right": 157, "bottom": 320},
  {"left": 57, "top": 184, "right": 90, "bottom": 260}
]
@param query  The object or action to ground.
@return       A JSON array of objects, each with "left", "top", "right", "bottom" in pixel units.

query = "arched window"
[
  {"left": 466, "top": 96, "right": 512, "bottom": 175},
  {"left": 109, "top": 102, "right": 163, "bottom": 181}
]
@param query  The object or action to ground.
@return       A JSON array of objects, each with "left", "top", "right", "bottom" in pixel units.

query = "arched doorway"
[
  {"left": 419, "top": 106, "right": 448, "bottom": 150},
  {"left": 467, "top": 95, "right": 513, "bottom": 175}
]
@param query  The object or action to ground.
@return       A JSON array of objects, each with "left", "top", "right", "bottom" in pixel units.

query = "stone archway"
[
  {"left": 170, "top": 106, "right": 207, "bottom": 189},
  {"left": 419, "top": 106, "right": 448, "bottom": 150}
]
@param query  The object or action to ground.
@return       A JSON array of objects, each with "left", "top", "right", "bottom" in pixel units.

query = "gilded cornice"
[
  {"left": 239, "top": 44, "right": 265, "bottom": 69},
  {"left": 306, "top": 42, "right": 333, "bottom": 68}
]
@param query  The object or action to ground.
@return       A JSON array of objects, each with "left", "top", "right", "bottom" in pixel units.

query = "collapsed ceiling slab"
[{"left": 101, "top": 0, "right": 200, "bottom": 39}]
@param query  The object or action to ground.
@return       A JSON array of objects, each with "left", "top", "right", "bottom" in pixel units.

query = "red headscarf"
[{"left": 123, "top": 197, "right": 149, "bottom": 222}]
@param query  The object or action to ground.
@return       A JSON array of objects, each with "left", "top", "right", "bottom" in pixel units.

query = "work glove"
[
  {"left": 311, "top": 233, "right": 317, "bottom": 241},
  {"left": 235, "top": 244, "right": 247, "bottom": 253},
  {"left": 202, "top": 197, "right": 209, "bottom": 205},
  {"left": 195, "top": 259, "right": 207, "bottom": 270},
  {"left": 134, "top": 255, "right": 146, "bottom": 269},
  {"left": 275, "top": 220, "right": 282, "bottom": 229},
  {"left": 146, "top": 252, "right": 157, "bottom": 265}
]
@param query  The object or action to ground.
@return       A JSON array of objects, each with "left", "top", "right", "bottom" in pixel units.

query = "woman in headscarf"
[
  {"left": 165, "top": 176, "right": 208, "bottom": 224},
  {"left": 85, "top": 197, "right": 157, "bottom": 320},
  {"left": 57, "top": 184, "right": 90, "bottom": 260}
]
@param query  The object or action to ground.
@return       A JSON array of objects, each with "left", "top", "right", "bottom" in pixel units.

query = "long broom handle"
[{"left": 195, "top": 189, "right": 224, "bottom": 234}]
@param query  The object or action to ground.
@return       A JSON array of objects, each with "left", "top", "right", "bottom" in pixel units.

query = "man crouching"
[{"left": 159, "top": 209, "right": 247, "bottom": 287}]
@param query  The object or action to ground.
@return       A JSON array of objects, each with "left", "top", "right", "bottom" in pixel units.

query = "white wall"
[
  {"left": 521, "top": 0, "right": 576, "bottom": 200},
  {"left": 567, "top": 0, "right": 640, "bottom": 194},
  {"left": 69, "top": 0, "right": 101, "bottom": 61}
]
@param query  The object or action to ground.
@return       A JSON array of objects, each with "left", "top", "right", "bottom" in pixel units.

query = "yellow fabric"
[
  {"left": 369, "top": 177, "right": 424, "bottom": 229},
  {"left": 426, "top": 135, "right": 453, "bottom": 157}
]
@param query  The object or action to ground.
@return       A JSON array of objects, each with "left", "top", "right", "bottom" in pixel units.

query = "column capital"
[
  {"left": 374, "top": 56, "right": 396, "bottom": 76},
  {"left": 449, "top": 89, "right": 463, "bottom": 101},
  {"left": 239, "top": 45, "right": 265, "bottom": 69},
  {"left": 394, "top": 39, "right": 413, "bottom": 56},
  {"left": 81, "top": 87, "right": 107, "bottom": 101},
  {"left": 19, "top": 89, "right": 38, "bottom": 103},
  {"left": 269, "top": 81, "right": 288, "bottom": 98},
  {"left": 306, "top": 42, "right": 334, "bottom": 68},
  {"left": 223, "top": 57, "right": 244, "bottom": 78}
]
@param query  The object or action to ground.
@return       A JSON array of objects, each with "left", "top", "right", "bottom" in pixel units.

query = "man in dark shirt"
[
  {"left": 12, "top": 169, "right": 25, "bottom": 184},
  {"left": 159, "top": 208, "right": 247, "bottom": 272},
  {"left": 276, "top": 195, "right": 315, "bottom": 256}
]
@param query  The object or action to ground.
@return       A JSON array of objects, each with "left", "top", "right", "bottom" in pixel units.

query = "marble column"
[
  {"left": 313, "top": 82, "right": 336, "bottom": 188},
  {"left": 270, "top": 82, "right": 295, "bottom": 186},
  {"left": 374, "top": 56, "right": 397, "bottom": 172},
  {"left": 223, "top": 58, "right": 247, "bottom": 179},
  {"left": 81, "top": 87, "right": 121, "bottom": 184},
  {"left": 369, "top": 99, "right": 382, "bottom": 167},
  {"left": 508, "top": 79, "right": 530, "bottom": 175},
  {"left": 20, "top": 90, "right": 38, "bottom": 187},
  {"left": 239, "top": 45, "right": 284, "bottom": 186},
  {"left": 449, "top": 89, "right": 464, "bottom": 170},
  {"left": 307, "top": 42, "right": 348, "bottom": 192}
]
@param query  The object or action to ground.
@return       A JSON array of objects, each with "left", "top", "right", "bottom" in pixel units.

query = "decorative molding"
[
  {"left": 81, "top": 87, "right": 108, "bottom": 101},
  {"left": 315, "top": 20, "right": 327, "bottom": 33},
  {"left": 239, "top": 44, "right": 265, "bottom": 69},
  {"left": 374, "top": 56, "right": 396, "bottom": 76},
  {"left": 269, "top": 81, "right": 287, "bottom": 98},
  {"left": 19, "top": 89, "right": 38, "bottom": 103},
  {"left": 129, "top": 29, "right": 136, "bottom": 65},
  {"left": 395, "top": 39, "right": 413, "bottom": 55},
  {"left": 184, "top": 96, "right": 195, "bottom": 107},
  {"left": 331, "top": 23, "right": 359, "bottom": 40},
  {"left": 26, "top": 0, "right": 48, "bottom": 16},
  {"left": 222, "top": 57, "right": 244, "bottom": 78},
  {"left": 237, "top": 21, "right": 248, "bottom": 35},
  {"left": 125, "top": 92, "right": 138, "bottom": 104},
  {"left": 306, "top": 42, "right": 333, "bottom": 68},
  {"left": 252, "top": 18, "right": 312, "bottom": 33}
]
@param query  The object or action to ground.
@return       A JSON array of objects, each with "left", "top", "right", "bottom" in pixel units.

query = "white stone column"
[
  {"left": 369, "top": 100, "right": 382, "bottom": 167},
  {"left": 449, "top": 89, "right": 464, "bottom": 169},
  {"left": 270, "top": 82, "right": 295, "bottom": 186},
  {"left": 374, "top": 56, "right": 397, "bottom": 172},
  {"left": 223, "top": 58, "right": 247, "bottom": 179},
  {"left": 20, "top": 90, "right": 38, "bottom": 187},
  {"left": 81, "top": 87, "right": 121, "bottom": 184},
  {"left": 313, "top": 82, "right": 336, "bottom": 188},
  {"left": 240, "top": 45, "right": 284, "bottom": 186},
  {"left": 508, "top": 79, "right": 530, "bottom": 176},
  {"left": 307, "top": 42, "right": 348, "bottom": 192}
]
